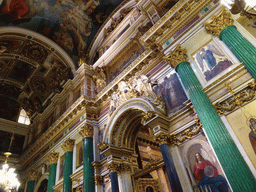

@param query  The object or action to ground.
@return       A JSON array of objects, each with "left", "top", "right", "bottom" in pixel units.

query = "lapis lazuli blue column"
[
  {"left": 108, "top": 162, "right": 120, "bottom": 192},
  {"left": 156, "top": 134, "right": 183, "bottom": 192}
]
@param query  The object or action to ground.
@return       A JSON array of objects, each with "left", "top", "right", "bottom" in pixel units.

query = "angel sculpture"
[{"left": 196, "top": 44, "right": 224, "bottom": 73}]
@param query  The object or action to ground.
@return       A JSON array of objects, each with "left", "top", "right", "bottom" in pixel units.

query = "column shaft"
[
  {"left": 220, "top": 25, "right": 256, "bottom": 79},
  {"left": 63, "top": 151, "right": 73, "bottom": 192},
  {"left": 160, "top": 143, "right": 183, "bottom": 192},
  {"left": 83, "top": 137, "right": 95, "bottom": 192},
  {"left": 110, "top": 172, "right": 120, "bottom": 192},
  {"left": 176, "top": 61, "right": 256, "bottom": 191},
  {"left": 26, "top": 180, "right": 35, "bottom": 192},
  {"left": 47, "top": 163, "right": 57, "bottom": 192},
  {"left": 18, "top": 189, "right": 24, "bottom": 192}
]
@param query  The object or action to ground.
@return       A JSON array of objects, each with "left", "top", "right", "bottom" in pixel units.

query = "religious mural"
[
  {"left": 226, "top": 99, "right": 256, "bottom": 169},
  {"left": 153, "top": 70, "right": 188, "bottom": 116},
  {"left": 0, "top": 0, "right": 125, "bottom": 66},
  {"left": 76, "top": 140, "right": 83, "bottom": 168},
  {"left": 192, "top": 40, "right": 233, "bottom": 81},
  {"left": 179, "top": 132, "right": 230, "bottom": 191},
  {"left": 107, "top": 42, "right": 144, "bottom": 83}
]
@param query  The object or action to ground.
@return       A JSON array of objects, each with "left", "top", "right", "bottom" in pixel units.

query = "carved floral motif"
[
  {"left": 79, "top": 124, "right": 94, "bottom": 138},
  {"left": 47, "top": 151, "right": 59, "bottom": 164},
  {"left": 61, "top": 139, "right": 75, "bottom": 152}
]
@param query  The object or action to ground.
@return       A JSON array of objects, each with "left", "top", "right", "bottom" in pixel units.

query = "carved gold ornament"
[
  {"left": 155, "top": 133, "right": 169, "bottom": 145},
  {"left": 61, "top": 139, "right": 75, "bottom": 152},
  {"left": 92, "top": 66, "right": 107, "bottom": 93},
  {"left": 79, "top": 124, "right": 94, "bottom": 138},
  {"left": 204, "top": 9, "right": 234, "bottom": 37},
  {"left": 97, "top": 141, "right": 109, "bottom": 152},
  {"left": 163, "top": 44, "right": 188, "bottom": 69},
  {"left": 108, "top": 162, "right": 121, "bottom": 173},
  {"left": 94, "top": 175, "right": 103, "bottom": 185},
  {"left": 141, "top": 109, "right": 155, "bottom": 124},
  {"left": 214, "top": 81, "right": 256, "bottom": 115},
  {"left": 120, "top": 163, "right": 131, "bottom": 173},
  {"left": 47, "top": 151, "right": 59, "bottom": 164},
  {"left": 28, "top": 171, "right": 37, "bottom": 181}
]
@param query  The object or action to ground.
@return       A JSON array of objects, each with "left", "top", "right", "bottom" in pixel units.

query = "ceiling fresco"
[
  {"left": 0, "top": 31, "right": 74, "bottom": 122},
  {"left": 0, "top": 0, "right": 125, "bottom": 66}
]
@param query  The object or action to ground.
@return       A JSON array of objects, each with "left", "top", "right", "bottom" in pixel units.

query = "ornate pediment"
[{"left": 109, "top": 75, "right": 166, "bottom": 114}]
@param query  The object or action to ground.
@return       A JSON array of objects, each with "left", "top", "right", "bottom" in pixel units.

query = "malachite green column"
[
  {"left": 61, "top": 139, "right": 75, "bottom": 192},
  {"left": 79, "top": 124, "right": 95, "bottom": 192},
  {"left": 164, "top": 44, "right": 256, "bottom": 192},
  {"left": 18, "top": 189, "right": 24, "bottom": 192},
  {"left": 204, "top": 10, "right": 256, "bottom": 79},
  {"left": 26, "top": 172, "right": 36, "bottom": 192},
  {"left": 108, "top": 162, "right": 120, "bottom": 192},
  {"left": 46, "top": 151, "right": 59, "bottom": 192}
]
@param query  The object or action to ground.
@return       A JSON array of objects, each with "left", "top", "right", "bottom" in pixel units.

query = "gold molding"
[
  {"left": 79, "top": 124, "right": 94, "bottom": 138},
  {"left": 163, "top": 44, "right": 188, "bottom": 69},
  {"left": 47, "top": 151, "right": 59, "bottom": 164},
  {"left": 61, "top": 139, "right": 75, "bottom": 152},
  {"left": 204, "top": 9, "right": 234, "bottom": 37}
]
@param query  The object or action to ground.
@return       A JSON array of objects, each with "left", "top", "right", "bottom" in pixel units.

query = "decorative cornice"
[
  {"left": 79, "top": 124, "right": 94, "bottom": 138},
  {"left": 94, "top": 175, "right": 103, "bottom": 185},
  {"left": 108, "top": 162, "right": 121, "bottom": 173},
  {"left": 61, "top": 139, "right": 75, "bottom": 152},
  {"left": 204, "top": 9, "right": 234, "bottom": 37},
  {"left": 47, "top": 151, "right": 59, "bottom": 164},
  {"left": 163, "top": 44, "right": 188, "bottom": 69},
  {"left": 214, "top": 81, "right": 256, "bottom": 116}
]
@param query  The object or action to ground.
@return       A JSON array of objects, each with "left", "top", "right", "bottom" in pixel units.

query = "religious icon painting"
[
  {"left": 178, "top": 132, "right": 230, "bottom": 191},
  {"left": 76, "top": 140, "right": 83, "bottom": 168},
  {"left": 192, "top": 40, "right": 233, "bottom": 81}
]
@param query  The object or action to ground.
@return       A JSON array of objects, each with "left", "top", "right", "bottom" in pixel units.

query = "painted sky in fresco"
[{"left": 0, "top": 0, "right": 124, "bottom": 67}]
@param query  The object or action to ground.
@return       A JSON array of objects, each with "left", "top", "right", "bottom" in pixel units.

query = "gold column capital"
[
  {"left": 163, "top": 44, "right": 188, "bottom": 69},
  {"left": 61, "top": 139, "right": 75, "bottom": 152},
  {"left": 79, "top": 124, "right": 94, "bottom": 138},
  {"left": 28, "top": 171, "right": 37, "bottom": 181},
  {"left": 155, "top": 133, "right": 169, "bottom": 145},
  {"left": 120, "top": 163, "right": 131, "bottom": 173},
  {"left": 108, "top": 162, "right": 121, "bottom": 173},
  {"left": 204, "top": 9, "right": 234, "bottom": 37},
  {"left": 94, "top": 175, "right": 103, "bottom": 185},
  {"left": 47, "top": 151, "right": 59, "bottom": 164}
]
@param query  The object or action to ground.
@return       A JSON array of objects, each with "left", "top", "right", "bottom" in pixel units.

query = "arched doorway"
[{"left": 37, "top": 179, "right": 48, "bottom": 192}]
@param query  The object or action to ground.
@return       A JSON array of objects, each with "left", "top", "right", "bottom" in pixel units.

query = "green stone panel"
[
  {"left": 220, "top": 25, "right": 256, "bottom": 79},
  {"left": 27, "top": 180, "right": 35, "bottom": 192},
  {"left": 47, "top": 163, "right": 57, "bottom": 192},
  {"left": 63, "top": 151, "right": 73, "bottom": 192},
  {"left": 83, "top": 137, "right": 95, "bottom": 192},
  {"left": 176, "top": 61, "right": 256, "bottom": 191}
]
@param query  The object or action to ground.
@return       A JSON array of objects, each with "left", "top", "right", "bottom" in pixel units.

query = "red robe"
[
  {"left": 193, "top": 160, "right": 218, "bottom": 181},
  {"left": 2, "top": 0, "right": 29, "bottom": 19}
]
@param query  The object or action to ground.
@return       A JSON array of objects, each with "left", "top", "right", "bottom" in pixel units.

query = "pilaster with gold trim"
[
  {"left": 164, "top": 44, "right": 256, "bottom": 191},
  {"left": 204, "top": 9, "right": 256, "bottom": 79},
  {"left": 47, "top": 151, "right": 59, "bottom": 192},
  {"left": 79, "top": 124, "right": 95, "bottom": 192},
  {"left": 61, "top": 139, "right": 75, "bottom": 192}
]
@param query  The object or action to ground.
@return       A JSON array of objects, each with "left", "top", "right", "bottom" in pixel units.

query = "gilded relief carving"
[{"left": 92, "top": 66, "right": 107, "bottom": 93}]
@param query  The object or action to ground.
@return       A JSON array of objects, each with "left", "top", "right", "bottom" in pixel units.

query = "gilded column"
[
  {"left": 108, "top": 162, "right": 120, "bottom": 192},
  {"left": 155, "top": 133, "right": 183, "bottom": 192},
  {"left": 204, "top": 10, "right": 256, "bottom": 79},
  {"left": 79, "top": 124, "right": 95, "bottom": 192},
  {"left": 61, "top": 139, "right": 75, "bottom": 192},
  {"left": 46, "top": 151, "right": 59, "bottom": 192},
  {"left": 26, "top": 171, "right": 36, "bottom": 192},
  {"left": 164, "top": 45, "right": 256, "bottom": 191}
]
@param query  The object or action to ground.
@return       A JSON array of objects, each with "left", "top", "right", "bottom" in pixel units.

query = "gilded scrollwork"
[
  {"left": 47, "top": 151, "right": 59, "bottom": 164},
  {"left": 204, "top": 9, "right": 234, "bottom": 37},
  {"left": 92, "top": 66, "right": 107, "bottom": 93},
  {"left": 79, "top": 124, "right": 94, "bottom": 138},
  {"left": 108, "top": 162, "right": 121, "bottom": 173},
  {"left": 163, "top": 44, "right": 188, "bottom": 69},
  {"left": 61, "top": 139, "right": 75, "bottom": 152},
  {"left": 97, "top": 141, "right": 110, "bottom": 152},
  {"left": 141, "top": 109, "right": 155, "bottom": 125},
  {"left": 214, "top": 82, "right": 256, "bottom": 115}
]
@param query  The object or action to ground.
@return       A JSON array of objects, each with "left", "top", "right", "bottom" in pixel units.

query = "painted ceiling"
[
  {"left": 0, "top": 0, "right": 125, "bottom": 66},
  {"left": 0, "top": 0, "right": 125, "bottom": 123}
]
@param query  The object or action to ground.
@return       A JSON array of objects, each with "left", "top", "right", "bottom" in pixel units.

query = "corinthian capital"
[
  {"left": 61, "top": 139, "right": 75, "bottom": 152},
  {"left": 155, "top": 133, "right": 169, "bottom": 145},
  {"left": 79, "top": 124, "right": 94, "bottom": 138},
  {"left": 204, "top": 9, "right": 234, "bottom": 37},
  {"left": 163, "top": 44, "right": 188, "bottom": 69},
  {"left": 108, "top": 162, "right": 121, "bottom": 173},
  {"left": 47, "top": 151, "right": 59, "bottom": 164}
]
